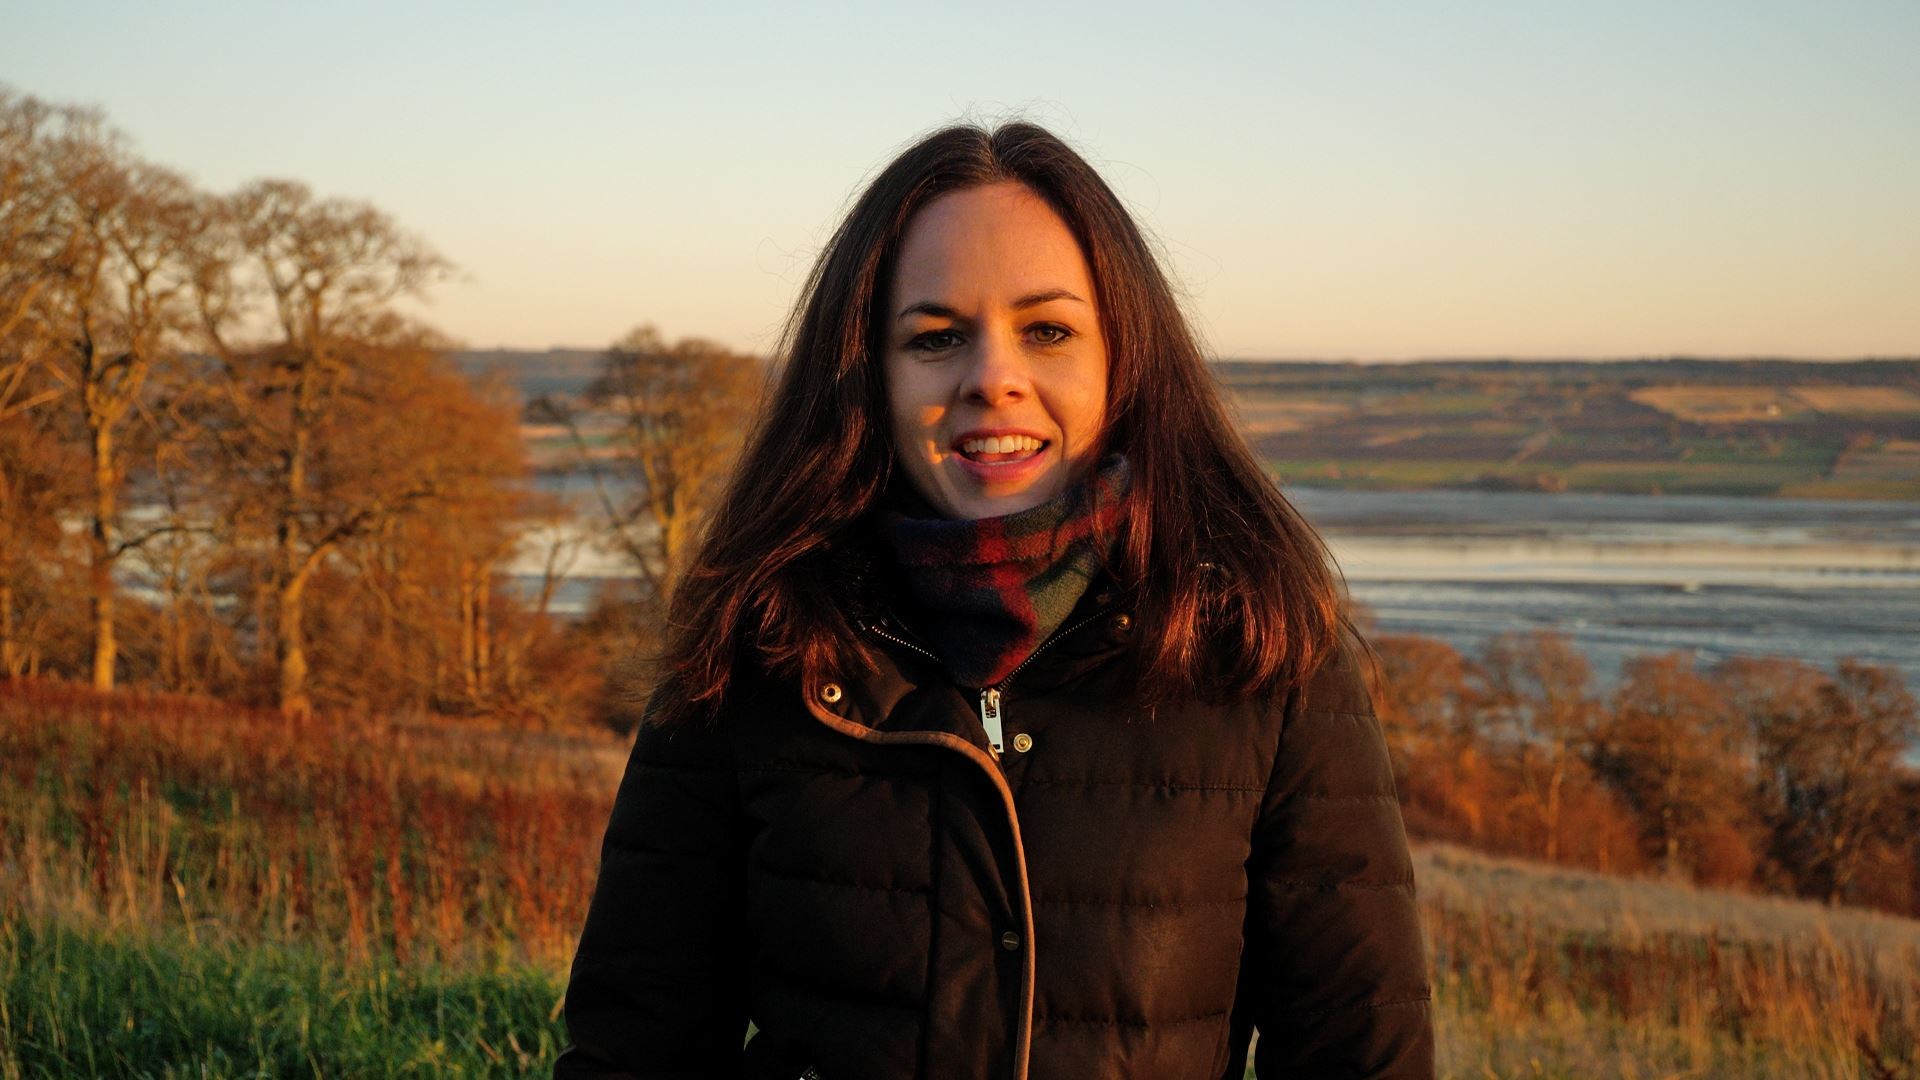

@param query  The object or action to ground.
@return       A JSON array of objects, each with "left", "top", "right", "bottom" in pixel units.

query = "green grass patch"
[
  {"left": 0, "top": 917, "right": 567, "bottom": 1078},
  {"left": 1676, "top": 436, "right": 1838, "bottom": 467},
  {"left": 1374, "top": 390, "right": 1513, "bottom": 416},
  {"left": 1266, "top": 458, "right": 1518, "bottom": 489},
  {"left": 1264, "top": 456, "right": 1855, "bottom": 497},
  {"left": 1559, "top": 460, "right": 1823, "bottom": 496}
]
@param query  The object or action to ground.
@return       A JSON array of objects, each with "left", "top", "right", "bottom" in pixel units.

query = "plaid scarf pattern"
[{"left": 878, "top": 452, "right": 1131, "bottom": 689}]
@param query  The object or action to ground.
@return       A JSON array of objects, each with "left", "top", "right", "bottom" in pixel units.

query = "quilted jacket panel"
[{"left": 557, "top": 579, "right": 1434, "bottom": 1079}]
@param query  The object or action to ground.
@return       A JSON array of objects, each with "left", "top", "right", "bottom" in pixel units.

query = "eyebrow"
[{"left": 895, "top": 288, "right": 1087, "bottom": 323}]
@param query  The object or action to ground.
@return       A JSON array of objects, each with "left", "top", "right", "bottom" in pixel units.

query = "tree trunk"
[
  {"left": 1, "top": 580, "right": 16, "bottom": 677},
  {"left": 158, "top": 540, "right": 185, "bottom": 690},
  {"left": 276, "top": 359, "right": 317, "bottom": 718},
  {"left": 276, "top": 560, "right": 312, "bottom": 719},
  {"left": 459, "top": 556, "right": 479, "bottom": 703},
  {"left": 1544, "top": 754, "right": 1566, "bottom": 863},
  {"left": 88, "top": 418, "right": 117, "bottom": 691},
  {"left": 474, "top": 558, "right": 492, "bottom": 699},
  {"left": 1662, "top": 802, "right": 1679, "bottom": 878},
  {"left": 161, "top": 581, "right": 180, "bottom": 689}
]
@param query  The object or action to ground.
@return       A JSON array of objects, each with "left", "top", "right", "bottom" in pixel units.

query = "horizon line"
[{"left": 453, "top": 346, "right": 1920, "bottom": 365}]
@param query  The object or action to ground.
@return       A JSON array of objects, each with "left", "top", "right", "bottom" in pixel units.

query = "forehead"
[{"left": 890, "top": 182, "right": 1095, "bottom": 309}]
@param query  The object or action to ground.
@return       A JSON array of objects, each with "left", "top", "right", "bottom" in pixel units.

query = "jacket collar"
[{"left": 819, "top": 544, "right": 1135, "bottom": 739}]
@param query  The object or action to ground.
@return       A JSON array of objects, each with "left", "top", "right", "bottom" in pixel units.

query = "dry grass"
[
  {"left": 1417, "top": 841, "right": 1920, "bottom": 1078},
  {"left": 1418, "top": 842, "right": 1920, "bottom": 974},
  {"left": 1222, "top": 391, "right": 1353, "bottom": 435},
  {"left": 0, "top": 677, "right": 622, "bottom": 971},
  {"left": 1791, "top": 386, "right": 1920, "bottom": 415},
  {"left": 7, "top": 677, "right": 1919, "bottom": 1077},
  {"left": 1628, "top": 385, "right": 1799, "bottom": 423}
]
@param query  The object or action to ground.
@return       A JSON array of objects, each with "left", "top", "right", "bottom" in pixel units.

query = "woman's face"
[{"left": 882, "top": 181, "right": 1110, "bottom": 520}]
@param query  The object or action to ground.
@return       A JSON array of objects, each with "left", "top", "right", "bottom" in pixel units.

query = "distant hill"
[
  {"left": 458, "top": 351, "right": 1920, "bottom": 499},
  {"left": 1218, "top": 357, "right": 1920, "bottom": 499},
  {"left": 451, "top": 348, "right": 606, "bottom": 401}
]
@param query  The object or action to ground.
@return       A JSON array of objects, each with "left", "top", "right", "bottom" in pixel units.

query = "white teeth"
[{"left": 960, "top": 435, "right": 1043, "bottom": 455}]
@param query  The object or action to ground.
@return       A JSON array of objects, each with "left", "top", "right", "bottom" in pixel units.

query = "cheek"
[
  {"left": 1062, "top": 352, "right": 1110, "bottom": 439},
  {"left": 884, "top": 360, "right": 945, "bottom": 442},
  {"left": 882, "top": 357, "right": 916, "bottom": 423}
]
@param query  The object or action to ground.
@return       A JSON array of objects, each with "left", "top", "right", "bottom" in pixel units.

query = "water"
[
  {"left": 509, "top": 480, "right": 1920, "bottom": 688},
  {"left": 1285, "top": 488, "right": 1920, "bottom": 686}
]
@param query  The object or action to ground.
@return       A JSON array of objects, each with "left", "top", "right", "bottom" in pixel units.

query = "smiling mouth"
[{"left": 955, "top": 434, "right": 1049, "bottom": 464}]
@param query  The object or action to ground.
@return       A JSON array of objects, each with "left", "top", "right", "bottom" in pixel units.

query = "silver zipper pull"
[{"left": 979, "top": 687, "right": 1004, "bottom": 758}]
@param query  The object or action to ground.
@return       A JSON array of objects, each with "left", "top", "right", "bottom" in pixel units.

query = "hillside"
[
  {"left": 3, "top": 678, "right": 1915, "bottom": 1077},
  {"left": 1221, "top": 358, "right": 1920, "bottom": 499}
]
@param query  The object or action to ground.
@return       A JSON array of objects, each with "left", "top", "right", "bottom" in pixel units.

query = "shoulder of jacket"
[
  {"left": 626, "top": 671, "right": 744, "bottom": 766},
  {"left": 1287, "top": 626, "right": 1379, "bottom": 720}
]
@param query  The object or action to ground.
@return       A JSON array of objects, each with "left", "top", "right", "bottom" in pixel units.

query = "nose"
[{"left": 959, "top": 326, "right": 1030, "bottom": 407}]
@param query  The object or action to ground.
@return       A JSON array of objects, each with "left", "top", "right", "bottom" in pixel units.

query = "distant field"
[
  {"left": 483, "top": 354, "right": 1920, "bottom": 500},
  {"left": 1226, "top": 395, "right": 1352, "bottom": 435},
  {"left": 1791, "top": 385, "right": 1920, "bottom": 414},
  {"left": 1628, "top": 384, "right": 1800, "bottom": 423},
  {"left": 1217, "top": 359, "right": 1920, "bottom": 500},
  {"left": 1789, "top": 437, "right": 1920, "bottom": 499},
  {"left": 1628, "top": 383, "right": 1920, "bottom": 423},
  {"left": 5, "top": 679, "right": 1917, "bottom": 1077}
]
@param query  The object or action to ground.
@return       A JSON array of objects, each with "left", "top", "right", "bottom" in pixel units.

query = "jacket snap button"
[
  {"left": 999, "top": 930, "right": 1022, "bottom": 951},
  {"left": 1011, "top": 733, "right": 1033, "bottom": 753},
  {"left": 1109, "top": 612, "right": 1132, "bottom": 634},
  {"left": 819, "top": 683, "right": 843, "bottom": 704}
]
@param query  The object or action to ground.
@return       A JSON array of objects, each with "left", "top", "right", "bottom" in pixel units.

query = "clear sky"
[{"left": 7, "top": 1, "right": 1918, "bottom": 360}]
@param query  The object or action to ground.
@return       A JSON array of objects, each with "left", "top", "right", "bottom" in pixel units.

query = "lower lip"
[{"left": 952, "top": 443, "right": 1051, "bottom": 485}]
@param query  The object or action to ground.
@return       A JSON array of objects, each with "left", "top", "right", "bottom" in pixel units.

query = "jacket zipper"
[
  {"left": 831, "top": 610, "right": 1114, "bottom": 1080},
  {"left": 861, "top": 608, "right": 1114, "bottom": 760}
]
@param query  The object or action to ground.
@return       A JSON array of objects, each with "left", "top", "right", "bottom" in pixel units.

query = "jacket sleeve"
[
  {"left": 1226, "top": 635, "right": 1435, "bottom": 1079},
  {"left": 554, "top": 688, "right": 751, "bottom": 1079}
]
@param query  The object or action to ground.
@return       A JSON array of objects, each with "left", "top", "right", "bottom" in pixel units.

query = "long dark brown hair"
[{"left": 653, "top": 120, "right": 1347, "bottom": 723}]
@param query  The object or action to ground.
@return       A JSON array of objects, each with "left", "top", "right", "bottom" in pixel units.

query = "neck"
[{"left": 874, "top": 453, "right": 1130, "bottom": 688}]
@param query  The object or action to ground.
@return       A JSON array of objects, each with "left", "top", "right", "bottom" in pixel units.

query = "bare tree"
[
  {"left": 1371, "top": 633, "right": 1471, "bottom": 775},
  {"left": 190, "top": 178, "right": 452, "bottom": 717},
  {"left": 1725, "top": 656, "right": 1920, "bottom": 905},
  {"left": 0, "top": 87, "right": 66, "bottom": 423},
  {"left": 0, "top": 91, "right": 75, "bottom": 676},
  {"left": 121, "top": 355, "right": 245, "bottom": 694},
  {"left": 26, "top": 100, "right": 203, "bottom": 691},
  {"left": 533, "top": 324, "right": 762, "bottom": 611},
  {"left": 327, "top": 362, "right": 528, "bottom": 714},
  {"left": 1479, "top": 630, "right": 1600, "bottom": 862},
  {"left": 1590, "top": 651, "right": 1749, "bottom": 878},
  {"left": 0, "top": 379, "right": 83, "bottom": 677}
]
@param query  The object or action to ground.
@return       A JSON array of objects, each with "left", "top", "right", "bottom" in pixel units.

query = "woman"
[{"left": 556, "top": 122, "right": 1433, "bottom": 1080}]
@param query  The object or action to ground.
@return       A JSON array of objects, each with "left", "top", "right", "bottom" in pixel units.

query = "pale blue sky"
[{"left": 7, "top": 1, "right": 1917, "bottom": 358}]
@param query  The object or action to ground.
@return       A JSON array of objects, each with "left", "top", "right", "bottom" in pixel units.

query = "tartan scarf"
[{"left": 876, "top": 452, "right": 1130, "bottom": 689}]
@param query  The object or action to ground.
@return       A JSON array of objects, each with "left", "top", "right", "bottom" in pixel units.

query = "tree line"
[
  {"left": 0, "top": 86, "right": 761, "bottom": 721},
  {"left": 1371, "top": 627, "right": 1920, "bottom": 917}
]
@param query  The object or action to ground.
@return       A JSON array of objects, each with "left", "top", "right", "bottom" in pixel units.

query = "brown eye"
[
  {"left": 1030, "top": 323, "right": 1072, "bottom": 345},
  {"left": 910, "top": 329, "right": 963, "bottom": 352}
]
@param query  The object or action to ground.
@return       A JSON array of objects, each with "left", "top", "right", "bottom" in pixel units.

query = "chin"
[
  {"left": 948, "top": 481, "right": 1061, "bottom": 520},
  {"left": 908, "top": 455, "right": 1069, "bottom": 520}
]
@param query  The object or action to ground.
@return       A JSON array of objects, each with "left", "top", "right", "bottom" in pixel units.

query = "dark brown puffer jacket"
[{"left": 556, "top": 571, "right": 1434, "bottom": 1079}]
